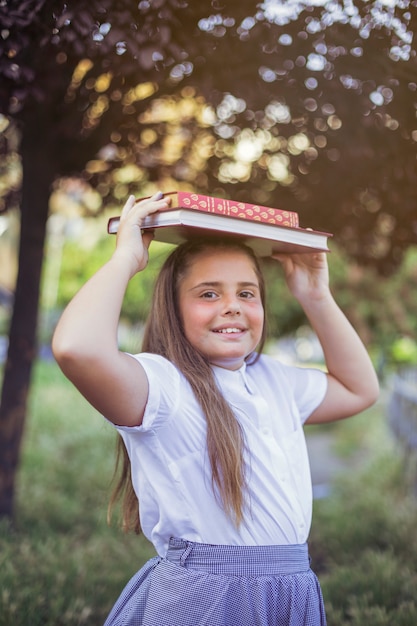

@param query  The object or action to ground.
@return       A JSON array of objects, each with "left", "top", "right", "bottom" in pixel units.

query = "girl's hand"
[
  {"left": 272, "top": 251, "right": 330, "bottom": 305},
  {"left": 113, "top": 192, "right": 171, "bottom": 276}
]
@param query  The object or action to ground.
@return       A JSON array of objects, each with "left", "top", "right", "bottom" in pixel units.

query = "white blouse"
[{"left": 113, "top": 353, "right": 327, "bottom": 557}]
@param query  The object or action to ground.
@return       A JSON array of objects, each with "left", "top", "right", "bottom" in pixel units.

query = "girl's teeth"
[{"left": 217, "top": 328, "right": 240, "bottom": 333}]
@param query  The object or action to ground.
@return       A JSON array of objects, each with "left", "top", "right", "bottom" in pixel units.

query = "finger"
[
  {"left": 135, "top": 190, "right": 165, "bottom": 207},
  {"left": 271, "top": 253, "right": 286, "bottom": 263},
  {"left": 272, "top": 252, "right": 298, "bottom": 268},
  {"left": 141, "top": 230, "right": 155, "bottom": 249},
  {"left": 134, "top": 191, "right": 171, "bottom": 218},
  {"left": 120, "top": 194, "right": 136, "bottom": 218}
]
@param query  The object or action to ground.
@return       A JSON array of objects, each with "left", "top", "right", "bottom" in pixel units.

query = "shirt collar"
[{"left": 211, "top": 361, "right": 254, "bottom": 394}]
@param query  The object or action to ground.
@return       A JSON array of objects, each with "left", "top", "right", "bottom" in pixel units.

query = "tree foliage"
[
  {"left": 0, "top": 0, "right": 416, "bottom": 521},
  {"left": 1, "top": 0, "right": 416, "bottom": 270}
]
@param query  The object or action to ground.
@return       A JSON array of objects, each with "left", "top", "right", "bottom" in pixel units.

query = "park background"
[{"left": 1, "top": 1, "right": 417, "bottom": 624}]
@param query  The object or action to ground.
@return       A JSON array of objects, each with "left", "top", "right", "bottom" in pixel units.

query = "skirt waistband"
[{"left": 165, "top": 537, "right": 311, "bottom": 576}]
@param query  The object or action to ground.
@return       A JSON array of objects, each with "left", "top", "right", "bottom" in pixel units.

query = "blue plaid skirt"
[{"left": 103, "top": 537, "right": 327, "bottom": 626}]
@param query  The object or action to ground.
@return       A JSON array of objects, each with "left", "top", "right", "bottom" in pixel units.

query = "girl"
[{"left": 52, "top": 192, "right": 379, "bottom": 626}]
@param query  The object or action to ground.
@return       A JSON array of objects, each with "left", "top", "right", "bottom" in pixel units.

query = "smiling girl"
[{"left": 52, "top": 192, "right": 379, "bottom": 626}]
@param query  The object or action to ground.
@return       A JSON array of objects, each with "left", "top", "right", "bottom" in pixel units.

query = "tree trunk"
[{"left": 0, "top": 125, "right": 54, "bottom": 522}]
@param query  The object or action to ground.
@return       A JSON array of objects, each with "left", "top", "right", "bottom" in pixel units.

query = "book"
[
  {"left": 119, "top": 191, "right": 299, "bottom": 227},
  {"left": 107, "top": 209, "right": 331, "bottom": 256}
]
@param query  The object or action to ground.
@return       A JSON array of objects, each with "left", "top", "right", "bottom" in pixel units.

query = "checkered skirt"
[{"left": 103, "top": 537, "right": 327, "bottom": 625}]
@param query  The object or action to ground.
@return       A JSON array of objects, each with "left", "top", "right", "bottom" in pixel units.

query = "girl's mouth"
[{"left": 213, "top": 328, "right": 243, "bottom": 334}]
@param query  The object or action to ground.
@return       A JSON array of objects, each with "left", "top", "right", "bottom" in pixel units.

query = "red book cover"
[{"left": 162, "top": 191, "right": 299, "bottom": 227}]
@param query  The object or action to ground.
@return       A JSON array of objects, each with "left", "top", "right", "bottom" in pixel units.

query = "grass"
[
  {"left": 1, "top": 359, "right": 417, "bottom": 625},
  {"left": 0, "top": 360, "right": 155, "bottom": 626},
  {"left": 308, "top": 397, "right": 417, "bottom": 625}
]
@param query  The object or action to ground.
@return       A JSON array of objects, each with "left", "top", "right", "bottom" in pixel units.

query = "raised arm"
[
  {"left": 52, "top": 192, "right": 170, "bottom": 426},
  {"left": 273, "top": 251, "right": 379, "bottom": 424}
]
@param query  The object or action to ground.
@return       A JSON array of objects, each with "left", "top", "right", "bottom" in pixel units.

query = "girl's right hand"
[{"left": 113, "top": 192, "right": 171, "bottom": 276}]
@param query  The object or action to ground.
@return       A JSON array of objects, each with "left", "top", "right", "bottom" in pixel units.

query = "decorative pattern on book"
[{"left": 142, "top": 191, "right": 299, "bottom": 227}]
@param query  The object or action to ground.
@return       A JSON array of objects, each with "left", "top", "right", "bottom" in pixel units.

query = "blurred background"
[{"left": 0, "top": 1, "right": 416, "bottom": 624}]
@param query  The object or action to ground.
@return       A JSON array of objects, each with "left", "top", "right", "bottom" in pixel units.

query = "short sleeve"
[
  {"left": 117, "top": 353, "right": 182, "bottom": 432},
  {"left": 290, "top": 366, "right": 328, "bottom": 423}
]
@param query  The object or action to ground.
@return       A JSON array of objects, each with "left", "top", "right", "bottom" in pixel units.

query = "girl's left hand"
[
  {"left": 273, "top": 249, "right": 379, "bottom": 426},
  {"left": 272, "top": 251, "right": 330, "bottom": 304}
]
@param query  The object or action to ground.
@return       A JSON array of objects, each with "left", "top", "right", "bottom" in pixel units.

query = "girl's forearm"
[
  {"left": 52, "top": 254, "right": 133, "bottom": 367},
  {"left": 302, "top": 291, "right": 379, "bottom": 404},
  {"left": 53, "top": 193, "right": 165, "bottom": 364}
]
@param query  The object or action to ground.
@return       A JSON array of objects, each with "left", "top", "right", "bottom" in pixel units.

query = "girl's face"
[{"left": 178, "top": 248, "right": 265, "bottom": 370}]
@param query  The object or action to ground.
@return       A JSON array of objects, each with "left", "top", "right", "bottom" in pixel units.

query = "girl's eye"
[
  {"left": 201, "top": 291, "right": 218, "bottom": 299},
  {"left": 240, "top": 290, "right": 255, "bottom": 299}
]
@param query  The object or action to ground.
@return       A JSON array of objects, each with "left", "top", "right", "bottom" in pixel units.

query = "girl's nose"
[{"left": 224, "top": 298, "right": 241, "bottom": 315}]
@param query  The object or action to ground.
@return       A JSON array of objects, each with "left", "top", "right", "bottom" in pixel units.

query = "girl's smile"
[{"left": 178, "top": 248, "right": 265, "bottom": 370}]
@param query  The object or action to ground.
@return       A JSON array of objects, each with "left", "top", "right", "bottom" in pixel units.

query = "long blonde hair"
[{"left": 108, "top": 237, "right": 267, "bottom": 533}]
